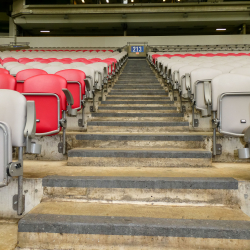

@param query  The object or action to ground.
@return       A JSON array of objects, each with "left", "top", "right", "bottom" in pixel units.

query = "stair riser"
[
  {"left": 18, "top": 233, "right": 250, "bottom": 250},
  {"left": 43, "top": 187, "right": 238, "bottom": 206},
  {"left": 67, "top": 157, "right": 211, "bottom": 168}
]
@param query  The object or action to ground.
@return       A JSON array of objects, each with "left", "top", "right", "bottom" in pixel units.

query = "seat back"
[
  {"left": 56, "top": 69, "right": 86, "bottom": 109},
  {"left": 0, "top": 74, "right": 16, "bottom": 90},
  {"left": 23, "top": 75, "right": 67, "bottom": 135},
  {"left": 178, "top": 65, "right": 200, "bottom": 98},
  {"left": 16, "top": 69, "right": 48, "bottom": 93},
  {"left": 43, "top": 66, "right": 66, "bottom": 74},
  {"left": 230, "top": 68, "right": 250, "bottom": 76},
  {"left": 211, "top": 65, "right": 233, "bottom": 73},
  {"left": 0, "top": 89, "right": 26, "bottom": 147},
  {"left": 191, "top": 68, "right": 222, "bottom": 110},
  {"left": 0, "top": 68, "right": 9, "bottom": 74},
  {"left": 212, "top": 73, "right": 250, "bottom": 112},
  {"left": 74, "top": 66, "right": 95, "bottom": 92},
  {"left": 10, "top": 65, "right": 31, "bottom": 76},
  {"left": 0, "top": 121, "right": 12, "bottom": 187},
  {"left": 191, "top": 67, "right": 222, "bottom": 95}
]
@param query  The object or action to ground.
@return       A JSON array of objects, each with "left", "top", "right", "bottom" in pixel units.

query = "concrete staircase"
[{"left": 17, "top": 59, "right": 250, "bottom": 249}]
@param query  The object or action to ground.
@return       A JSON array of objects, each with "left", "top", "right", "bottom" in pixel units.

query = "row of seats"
[
  {"left": 148, "top": 51, "right": 250, "bottom": 159},
  {"left": 3, "top": 49, "right": 114, "bottom": 53}
]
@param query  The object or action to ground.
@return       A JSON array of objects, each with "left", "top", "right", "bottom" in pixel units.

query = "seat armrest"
[
  {"left": 84, "top": 76, "right": 92, "bottom": 91},
  {"left": 24, "top": 101, "right": 42, "bottom": 154},
  {"left": 62, "top": 88, "right": 77, "bottom": 117},
  {"left": 185, "top": 73, "right": 191, "bottom": 98},
  {"left": 203, "top": 80, "right": 212, "bottom": 115}
]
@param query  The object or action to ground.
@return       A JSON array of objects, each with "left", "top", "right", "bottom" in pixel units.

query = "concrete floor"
[
  {"left": 29, "top": 201, "right": 250, "bottom": 221},
  {"left": 0, "top": 219, "right": 18, "bottom": 250},
  {"left": 23, "top": 160, "right": 250, "bottom": 181}
]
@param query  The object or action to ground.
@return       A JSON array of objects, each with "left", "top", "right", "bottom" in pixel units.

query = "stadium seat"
[
  {"left": 23, "top": 74, "right": 76, "bottom": 154},
  {"left": 0, "top": 74, "right": 16, "bottom": 90},
  {"left": 211, "top": 74, "right": 250, "bottom": 156},
  {"left": 0, "top": 89, "right": 41, "bottom": 215},
  {"left": 16, "top": 69, "right": 48, "bottom": 93},
  {"left": 190, "top": 68, "right": 222, "bottom": 124},
  {"left": 0, "top": 68, "right": 9, "bottom": 74},
  {"left": 55, "top": 69, "right": 87, "bottom": 127},
  {"left": 9, "top": 65, "right": 31, "bottom": 76}
]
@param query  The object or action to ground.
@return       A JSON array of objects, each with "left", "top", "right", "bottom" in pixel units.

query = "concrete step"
[
  {"left": 92, "top": 112, "right": 183, "bottom": 117},
  {"left": 121, "top": 72, "right": 155, "bottom": 75},
  {"left": 67, "top": 148, "right": 212, "bottom": 167},
  {"left": 119, "top": 77, "right": 158, "bottom": 81},
  {"left": 98, "top": 106, "right": 178, "bottom": 113},
  {"left": 116, "top": 80, "right": 160, "bottom": 83},
  {"left": 18, "top": 201, "right": 250, "bottom": 250},
  {"left": 101, "top": 100, "right": 174, "bottom": 105},
  {"left": 106, "top": 97, "right": 170, "bottom": 100},
  {"left": 91, "top": 112, "right": 184, "bottom": 121},
  {"left": 98, "top": 106, "right": 177, "bottom": 110},
  {"left": 87, "top": 121, "right": 189, "bottom": 132},
  {"left": 113, "top": 85, "right": 163, "bottom": 89},
  {"left": 100, "top": 104, "right": 177, "bottom": 107},
  {"left": 0, "top": 219, "right": 18, "bottom": 250},
  {"left": 74, "top": 133, "right": 205, "bottom": 149},
  {"left": 109, "top": 92, "right": 168, "bottom": 96},
  {"left": 110, "top": 90, "right": 167, "bottom": 94},
  {"left": 115, "top": 82, "right": 160, "bottom": 84},
  {"left": 42, "top": 175, "right": 239, "bottom": 206}
]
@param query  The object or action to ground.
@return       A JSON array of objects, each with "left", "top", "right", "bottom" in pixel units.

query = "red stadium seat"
[
  {"left": 16, "top": 69, "right": 48, "bottom": 93},
  {"left": 3, "top": 58, "right": 18, "bottom": 64},
  {"left": 0, "top": 68, "right": 10, "bottom": 75},
  {"left": 19, "top": 58, "right": 34, "bottom": 64},
  {"left": 23, "top": 74, "right": 75, "bottom": 154},
  {"left": 55, "top": 69, "right": 86, "bottom": 109},
  {"left": 0, "top": 74, "right": 16, "bottom": 90}
]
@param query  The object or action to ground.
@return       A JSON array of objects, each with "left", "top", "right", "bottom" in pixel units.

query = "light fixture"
[
  {"left": 82, "top": 0, "right": 85, "bottom": 2},
  {"left": 106, "top": 0, "right": 109, "bottom": 3},
  {"left": 131, "top": 0, "right": 134, "bottom": 2},
  {"left": 40, "top": 30, "right": 50, "bottom": 33},
  {"left": 216, "top": 28, "right": 226, "bottom": 31},
  {"left": 163, "top": 0, "right": 165, "bottom": 2}
]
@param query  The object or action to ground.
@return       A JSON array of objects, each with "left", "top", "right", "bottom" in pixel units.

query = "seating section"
[
  {"left": 0, "top": 48, "right": 128, "bottom": 155},
  {"left": 148, "top": 51, "right": 250, "bottom": 158}
]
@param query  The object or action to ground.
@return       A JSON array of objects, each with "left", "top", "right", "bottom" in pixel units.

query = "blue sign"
[{"left": 131, "top": 46, "right": 144, "bottom": 53}]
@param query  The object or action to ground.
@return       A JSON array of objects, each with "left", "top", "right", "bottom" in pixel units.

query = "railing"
[
  {"left": 147, "top": 44, "right": 250, "bottom": 52},
  {"left": 0, "top": 42, "right": 30, "bottom": 51},
  {"left": 24, "top": 0, "right": 250, "bottom": 6}
]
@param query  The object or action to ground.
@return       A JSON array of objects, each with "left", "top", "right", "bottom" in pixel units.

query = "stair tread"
[
  {"left": 23, "top": 201, "right": 250, "bottom": 221},
  {"left": 22, "top": 161, "right": 250, "bottom": 181}
]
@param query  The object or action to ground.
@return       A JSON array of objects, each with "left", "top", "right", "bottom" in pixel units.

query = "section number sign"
[{"left": 131, "top": 46, "right": 144, "bottom": 53}]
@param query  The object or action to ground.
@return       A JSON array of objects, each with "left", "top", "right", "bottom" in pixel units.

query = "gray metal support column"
[{"left": 17, "top": 147, "right": 23, "bottom": 215}]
